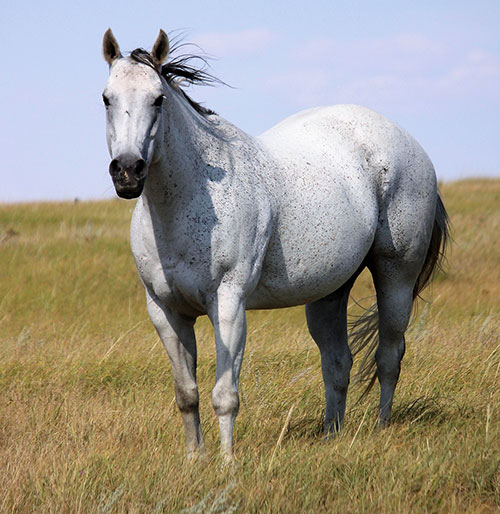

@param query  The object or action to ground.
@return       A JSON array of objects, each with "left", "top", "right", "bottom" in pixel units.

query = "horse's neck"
[{"left": 143, "top": 85, "right": 260, "bottom": 212}]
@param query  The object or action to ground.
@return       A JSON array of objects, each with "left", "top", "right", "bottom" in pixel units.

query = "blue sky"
[{"left": 1, "top": 0, "right": 499, "bottom": 201}]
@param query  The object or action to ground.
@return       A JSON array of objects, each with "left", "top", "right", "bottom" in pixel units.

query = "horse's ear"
[
  {"left": 152, "top": 29, "right": 170, "bottom": 68},
  {"left": 103, "top": 28, "right": 121, "bottom": 65}
]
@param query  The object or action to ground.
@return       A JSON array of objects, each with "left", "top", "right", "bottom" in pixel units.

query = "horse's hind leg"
[
  {"left": 306, "top": 277, "right": 357, "bottom": 434},
  {"left": 369, "top": 259, "right": 418, "bottom": 426}
]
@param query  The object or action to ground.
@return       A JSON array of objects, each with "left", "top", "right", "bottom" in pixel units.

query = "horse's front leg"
[
  {"left": 146, "top": 291, "right": 204, "bottom": 459},
  {"left": 208, "top": 286, "right": 247, "bottom": 460}
]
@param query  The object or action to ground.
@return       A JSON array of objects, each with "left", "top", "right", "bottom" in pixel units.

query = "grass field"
[{"left": 0, "top": 179, "right": 499, "bottom": 513}]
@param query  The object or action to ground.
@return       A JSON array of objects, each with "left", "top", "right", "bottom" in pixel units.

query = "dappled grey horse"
[{"left": 102, "top": 29, "right": 448, "bottom": 459}]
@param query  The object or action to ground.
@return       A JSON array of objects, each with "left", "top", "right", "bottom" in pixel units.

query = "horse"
[{"left": 101, "top": 29, "right": 449, "bottom": 460}]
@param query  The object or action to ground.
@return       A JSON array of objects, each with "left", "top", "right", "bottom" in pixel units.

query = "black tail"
[{"left": 350, "top": 193, "right": 450, "bottom": 396}]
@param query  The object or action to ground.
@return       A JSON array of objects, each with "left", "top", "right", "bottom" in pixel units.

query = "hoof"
[
  {"left": 378, "top": 417, "right": 391, "bottom": 429},
  {"left": 322, "top": 419, "right": 343, "bottom": 442},
  {"left": 186, "top": 445, "right": 206, "bottom": 463}
]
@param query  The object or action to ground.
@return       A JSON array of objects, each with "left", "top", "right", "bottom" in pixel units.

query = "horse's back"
[
  {"left": 248, "top": 105, "right": 437, "bottom": 309},
  {"left": 259, "top": 104, "right": 433, "bottom": 181}
]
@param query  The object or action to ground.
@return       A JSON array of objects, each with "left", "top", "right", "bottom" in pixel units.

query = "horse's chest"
[{"left": 133, "top": 242, "right": 207, "bottom": 314}]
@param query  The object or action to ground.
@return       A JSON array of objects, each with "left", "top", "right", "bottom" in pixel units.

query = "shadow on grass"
[
  {"left": 286, "top": 394, "right": 470, "bottom": 442},
  {"left": 391, "top": 395, "right": 470, "bottom": 426},
  {"left": 288, "top": 416, "right": 325, "bottom": 441}
]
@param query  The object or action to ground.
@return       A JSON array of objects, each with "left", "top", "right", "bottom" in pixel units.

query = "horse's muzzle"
[{"left": 109, "top": 155, "right": 148, "bottom": 199}]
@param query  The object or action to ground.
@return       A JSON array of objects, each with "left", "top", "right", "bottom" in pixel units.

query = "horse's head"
[{"left": 102, "top": 29, "right": 170, "bottom": 199}]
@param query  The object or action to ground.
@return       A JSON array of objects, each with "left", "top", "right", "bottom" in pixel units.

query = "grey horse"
[{"left": 102, "top": 29, "right": 448, "bottom": 460}]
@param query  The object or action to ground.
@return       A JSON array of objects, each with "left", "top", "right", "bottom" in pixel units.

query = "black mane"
[{"left": 129, "top": 45, "right": 220, "bottom": 117}]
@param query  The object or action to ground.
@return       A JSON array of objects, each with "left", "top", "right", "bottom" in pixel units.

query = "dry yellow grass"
[{"left": 0, "top": 180, "right": 499, "bottom": 513}]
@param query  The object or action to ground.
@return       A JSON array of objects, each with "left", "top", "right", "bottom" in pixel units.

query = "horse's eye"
[
  {"left": 153, "top": 95, "right": 164, "bottom": 107},
  {"left": 102, "top": 94, "right": 110, "bottom": 107}
]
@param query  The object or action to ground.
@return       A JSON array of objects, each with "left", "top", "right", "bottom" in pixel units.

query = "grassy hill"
[{"left": 0, "top": 180, "right": 499, "bottom": 512}]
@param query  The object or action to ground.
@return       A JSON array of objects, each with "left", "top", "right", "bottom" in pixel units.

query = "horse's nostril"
[
  {"left": 135, "top": 159, "right": 146, "bottom": 177},
  {"left": 109, "top": 159, "right": 121, "bottom": 176}
]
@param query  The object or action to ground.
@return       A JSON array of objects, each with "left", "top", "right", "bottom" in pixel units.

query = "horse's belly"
[
  {"left": 247, "top": 207, "right": 377, "bottom": 309},
  {"left": 247, "top": 246, "right": 370, "bottom": 309}
]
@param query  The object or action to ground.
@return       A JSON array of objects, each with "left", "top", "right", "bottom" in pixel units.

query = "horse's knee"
[
  {"left": 323, "top": 352, "right": 352, "bottom": 386},
  {"left": 212, "top": 382, "right": 239, "bottom": 417},
  {"left": 174, "top": 382, "right": 199, "bottom": 413},
  {"left": 334, "top": 352, "right": 353, "bottom": 372},
  {"left": 375, "top": 337, "right": 405, "bottom": 381}
]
